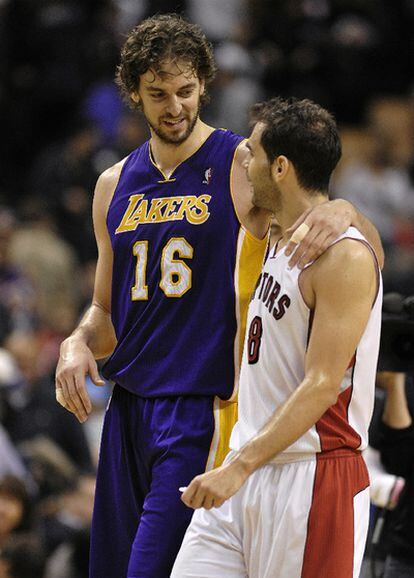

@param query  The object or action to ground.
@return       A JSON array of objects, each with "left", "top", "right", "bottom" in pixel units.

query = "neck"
[
  {"left": 273, "top": 188, "right": 328, "bottom": 237},
  {"left": 149, "top": 119, "right": 214, "bottom": 177}
]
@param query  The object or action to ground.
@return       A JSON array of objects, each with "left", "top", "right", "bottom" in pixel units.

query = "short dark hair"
[
  {"left": 250, "top": 97, "right": 342, "bottom": 193},
  {"left": 116, "top": 14, "right": 217, "bottom": 109}
]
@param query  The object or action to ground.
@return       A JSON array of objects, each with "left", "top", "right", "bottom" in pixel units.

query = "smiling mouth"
[{"left": 163, "top": 118, "right": 186, "bottom": 128}]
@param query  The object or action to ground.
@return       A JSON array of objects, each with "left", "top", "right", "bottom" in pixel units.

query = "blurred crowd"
[{"left": 0, "top": 0, "right": 413, "bottom": 576}]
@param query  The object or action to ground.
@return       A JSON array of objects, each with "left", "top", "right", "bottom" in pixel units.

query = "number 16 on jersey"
[{"left": 131, "top": 236, "right": 194, "bottom": 300}]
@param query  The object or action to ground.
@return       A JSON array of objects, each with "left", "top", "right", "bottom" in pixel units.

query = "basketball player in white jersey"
[{"left": 171, "top": 97, "right": 382, "bottom": 578}]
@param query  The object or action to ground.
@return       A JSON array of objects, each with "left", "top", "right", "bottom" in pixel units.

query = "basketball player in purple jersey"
[{"left": 55, "top": 15, "right": 384, "bottom": 578}]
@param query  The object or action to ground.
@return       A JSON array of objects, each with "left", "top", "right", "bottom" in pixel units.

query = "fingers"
[
  {"left": 55, "top": 373, "right": 91, "bottom": 423},
  {"left": 286, "top": 222, "right": 339, "bottom": 269},
  {"left": 284, "top": 222, "right": 312, "bottom": 259},
  {"left": 181, "top": 481, "right": 197, "bottom": 508},
  {"left": 202, "top": 495, "right": 215, "bottom": 510},
  {"left": 181, "top": 477, "right": 225, "bottom": 510},
  {"left": 88, "top": 359, "right": 105, "bottom": 387},
  {"left": 285, "top": 208, "right": 312, "bottom": 238},
  {"left": 285, "top": 224, "right": 319, "bottom": 268},
  {"left": 55, "top": 375, "right": 77, "bottom": 415},
  {"left": 290, "top": 229, "right": 337, "bottom": 269}
]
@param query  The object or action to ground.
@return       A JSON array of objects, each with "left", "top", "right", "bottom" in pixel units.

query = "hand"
[
  {"left": 181, "top": 460, "right": 249, "bottom": 510},
  {"left": 284, "top": 199, "right": 355, "bottom": 269},
  {"left": 55, "top": 337, "right": 104, "bottom": 423}
]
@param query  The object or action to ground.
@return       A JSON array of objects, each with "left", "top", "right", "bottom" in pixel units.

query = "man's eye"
[{"left": 179, "top": 91, "right": 192, "bottom": 98}]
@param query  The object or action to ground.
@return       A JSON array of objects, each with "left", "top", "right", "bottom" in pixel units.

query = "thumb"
[
  {"left": 285, "top": 208, "right": 312, "bottom": 235},
  {"left": 89, "top": 360, "right": 105, "bottom": 386}
]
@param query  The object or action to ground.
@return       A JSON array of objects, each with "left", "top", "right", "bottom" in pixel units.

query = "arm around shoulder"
[
  {"left": 338, "top": 199, "right": 385, "bottom": 269},
  {"left": 231, "top": 142, "right": 270, "bottom": 240}
]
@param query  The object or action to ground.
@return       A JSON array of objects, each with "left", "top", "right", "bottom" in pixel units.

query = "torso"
[
  {"left": 102, "top": 129, "right": 268, "bottom": 398},
  {"left": 230, "top": 227, "right": 383, "bottom": 460}
]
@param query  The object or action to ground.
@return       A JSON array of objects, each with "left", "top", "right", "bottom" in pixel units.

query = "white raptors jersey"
[{"left": 230, "top": 227, "right": 382, "bottom": 462}]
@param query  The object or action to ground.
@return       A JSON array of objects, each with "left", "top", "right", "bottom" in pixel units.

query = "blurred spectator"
[
  {"left": 0, "top": 208, "right": 37, "bottom": 335},
  {"left": 333, "top": 127, "right": 414, "bottom": 248},
  {"left": 209, "top": 41, "right": 263, "bottom": 135},
  {"left": 1, "top": 332, "right": 93, "bottom": 476},
  {"left": 28, "top": 121, "right": 100, "bottom": 262},
  {"left": 8, "top": 200, "right": 80, "bottom": 337},
  {"left": 92, "top": 112, "right": 149, "bottom": 175},
  {"left": 0, "top": 476, "right": 33, "bottom": 548},
  {"left": 0, "top": 534, "right": 46, "bottom": 578},
  {"left": 40, "top": 474, "right": 94, "bottom": 559},
  {"left": 44, "top": 527, "right": 90, "bottom": 578},
  {"left": 376, "top": 372, "right": 414, "bottom": 578},
  {"left": 187, "top": 0, "right": 243, "bottom": 43},
  {"left": 0, "top": 424, "right": 29, "bottom": 484}
]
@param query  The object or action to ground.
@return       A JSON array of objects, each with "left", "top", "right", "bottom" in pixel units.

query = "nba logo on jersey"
[{"left": 203, "top": 168, "right": 213, "bottom": 184}]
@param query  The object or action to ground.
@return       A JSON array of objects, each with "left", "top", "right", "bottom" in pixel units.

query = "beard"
[{"left": 145, "top": 102, "right": 201, "bottom": 146}]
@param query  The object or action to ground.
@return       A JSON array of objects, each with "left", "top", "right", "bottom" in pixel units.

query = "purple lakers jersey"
[{"left": 102, "top": 129, "right": 267, "bottom": 399}]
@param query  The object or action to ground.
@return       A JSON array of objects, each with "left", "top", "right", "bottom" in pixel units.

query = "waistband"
[{"left": 271, "top": 447, "right": 362, "bottom": 465}]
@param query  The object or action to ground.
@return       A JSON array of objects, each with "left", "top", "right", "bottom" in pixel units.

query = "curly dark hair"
[
  {"left": 251, "top": 97, "right": 342, "bottom": 193},
  {"left": 116, "top": 14, "right": 217, "bottom": 109}
]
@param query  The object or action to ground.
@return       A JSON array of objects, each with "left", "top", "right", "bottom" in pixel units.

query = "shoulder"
[
  {"left": 317, "top": 237, "right": 377, "bottom": 272},
  {"left": 95, "top": 157, "right": 128, "bottom": 195},
  {"left": 94, "top": 157, "right": 128, "bottom": 210},
  {"left": 301, "top": 238, "right": 378, "bottom": 309},
  {"left": 313, "top": 238, "right": 377, "bottom": 292},
  {"left": 233, "top": 138, "right": 249, "bottom": 166},
  {"left": 92, "top": 157, "right": 128, "bottom": 231},
  {"left": 211, "top": 128, "right": 245, "bottom": 155}
]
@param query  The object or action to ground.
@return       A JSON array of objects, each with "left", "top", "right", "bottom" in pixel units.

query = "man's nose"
[{"left": 165, "top": 95, "right": 182, "bottom": 117}]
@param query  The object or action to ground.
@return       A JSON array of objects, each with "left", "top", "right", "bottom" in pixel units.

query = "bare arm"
[
  {"left": 285, "top": 199, "right": 385, "bottom": 270},
  {"left": 231, "top": 141, "right": 271, "bottom": 240},
  {"left": 55, "top": 161, "right": 124, "bottom": 422},
  {"left": 182, "top": 239, "right": 377, "bottom": 509},
  {"left": 378, "top": 372, "right": 412, "bottom": 429}
]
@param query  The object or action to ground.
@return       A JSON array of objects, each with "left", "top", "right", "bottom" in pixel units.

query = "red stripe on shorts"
[{"left": 301, "top": 451, "right": 369, "bottom": 578}]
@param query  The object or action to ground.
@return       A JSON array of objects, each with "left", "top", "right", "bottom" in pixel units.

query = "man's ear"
[
  {"left": 131, "top": 92, "right": 140, "bottom": 104},
  {"left": 271, "top": 155, "right": 289, "bottom": 181},
  {"left": 200, "top": 79, "right": 205, "bottom": 96}
]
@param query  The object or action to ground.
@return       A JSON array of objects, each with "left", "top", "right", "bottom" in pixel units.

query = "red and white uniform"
[
  {"left": 231, "top": 226, "right": 382, "bottom": 459},
  {"left": 172, "top": 227, "right": 382, "bottom": 578}
]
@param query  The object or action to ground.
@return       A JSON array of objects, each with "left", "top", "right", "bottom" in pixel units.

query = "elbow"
[
  {"left": 310, "top": 375, "right": 342, "bottom": 409},
  {"left": 325, "top": 386, "right": 341, "bottom": 408}
]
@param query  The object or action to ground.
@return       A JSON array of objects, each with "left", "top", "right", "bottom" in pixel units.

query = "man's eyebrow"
[
  {"left": 176, "top": 82, "right": 197, "bottom": 90},
  {"left": 146, "top": 82, "right": 197, "bottom": 92}
]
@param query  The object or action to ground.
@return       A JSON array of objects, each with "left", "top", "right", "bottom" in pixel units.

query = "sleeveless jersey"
[
  {"left": 230, "top": 227, "right": 382, "bottom": 460},
  {"left": 102, "top": 129, "right": 268, "bottom": 398}
]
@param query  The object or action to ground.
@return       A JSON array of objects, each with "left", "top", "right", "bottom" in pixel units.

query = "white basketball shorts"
[{"left": 171, "top": 449, "right": 370, "bottom": 578}]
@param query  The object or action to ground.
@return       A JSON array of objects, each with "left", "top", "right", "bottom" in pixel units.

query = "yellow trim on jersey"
[
  {"left": 205, "top": 398, "right": 239, "bottom": 470},
  {"left": 229, "top": 228, "right": 268, "bottom": 403},
  {"left": 213, "top": 399, "right": 238, "bottom": 468},
  {"left": 205, "top": 230, "right": 267, "bottom": 469}
]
